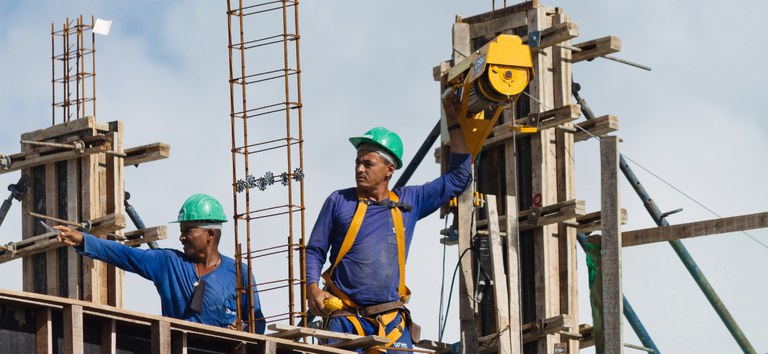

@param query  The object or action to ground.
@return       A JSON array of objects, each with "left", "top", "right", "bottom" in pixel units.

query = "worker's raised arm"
[{"left": 442, "top": 90, "right": 469, "bottom": 156}]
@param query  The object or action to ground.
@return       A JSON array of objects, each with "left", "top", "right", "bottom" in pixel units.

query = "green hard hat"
[
  {"left": 349, "top": 126, "right": 404, "bottom": 169},
  {"left": 172, "top": 194, "right": 228, "bottom": 223}
]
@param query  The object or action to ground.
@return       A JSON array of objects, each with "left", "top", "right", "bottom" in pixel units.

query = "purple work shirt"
[{"left": 306, "top": 153, "right": 471, "bottom": 306}]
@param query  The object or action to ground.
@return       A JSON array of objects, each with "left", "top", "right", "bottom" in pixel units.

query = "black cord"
[{"left": 439, "top": 245, "right": 475, "bottom": 342}]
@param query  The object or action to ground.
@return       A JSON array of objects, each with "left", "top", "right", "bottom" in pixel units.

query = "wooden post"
[
  {"left": 527, "top": 5, "right": 559, "bottom": 353},
  {"left": 152, "top": 320, "right": 172, "bottom": 354},
  {"left": 505, "top": 196, "right": 522, "bottom": 354},
  {"left": 457, "top": 186, "right": 479, "bottom": 353},
  {"left": 485, "top": 194, "right": 512, "bottom": 354},
  {"left": 101, "top": 318, "right": 116, "bottom": 354},
  {"left": 63, "top": 304, "right": 84, "bottom": 354},
  {"left": 552, "top": 8, "right": 580, "bottom": 353},
  {"left": 600, "top": 136, "right": 622, "bottom": 354},
  {"left": 172, "top": 331, "right": 188, "bottom": 354},
  {"left": 35, "top": 308, "right": 53, "bottom": 354}
]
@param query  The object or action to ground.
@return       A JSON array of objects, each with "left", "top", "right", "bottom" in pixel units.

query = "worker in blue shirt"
[
  {"left": 305, "top": 94, "right": 471, "bottom": 351},
  {"left": 55, "top": 194, "right": 266, "bottom": 333}
]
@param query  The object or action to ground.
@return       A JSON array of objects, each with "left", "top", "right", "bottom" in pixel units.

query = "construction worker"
[
  {"left": 55, "top": 193, "right": 266, "bottom": 333},
  {"left": 305, "top": 95, "right": 471, "bottom": 352}
]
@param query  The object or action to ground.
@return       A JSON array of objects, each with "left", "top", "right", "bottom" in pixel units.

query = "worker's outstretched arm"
[{"left": 442, "top": 90, "right": 469, "bottom": 156}]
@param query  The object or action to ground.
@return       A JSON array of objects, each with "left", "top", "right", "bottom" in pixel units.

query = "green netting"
[{"left": 585, "top": 241, "right": 604, "bottom": 352}]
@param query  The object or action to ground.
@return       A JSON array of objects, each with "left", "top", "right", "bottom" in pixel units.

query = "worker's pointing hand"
[
  {"left": 307, "top": 283, "right": 334, "bottom": 317},
  {"left": 54, "top": 225, "right": 84, "bottom": 247}
]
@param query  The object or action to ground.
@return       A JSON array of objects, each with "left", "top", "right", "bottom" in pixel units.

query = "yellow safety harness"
[{"left": 321, "top": 190, "right": 412, "bottom": 349}]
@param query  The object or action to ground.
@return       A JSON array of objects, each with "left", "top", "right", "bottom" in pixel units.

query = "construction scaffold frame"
[{"left": 226, "top": 0, "right": 307, "bottom": 331}]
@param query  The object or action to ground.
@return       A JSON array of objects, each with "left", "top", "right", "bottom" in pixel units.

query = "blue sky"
[{"left": 1, "top": 1, "right": 767, "bottom": 352}]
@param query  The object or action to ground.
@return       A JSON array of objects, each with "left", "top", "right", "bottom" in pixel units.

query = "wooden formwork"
[
  {"left": 0, "top": 117, "right": 169, "bottom": 306},
  {"left": 435, "top": 1, "right": 622, "bottom": 353}
]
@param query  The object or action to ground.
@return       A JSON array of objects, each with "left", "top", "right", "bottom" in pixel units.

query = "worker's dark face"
[
  {"left": 179, "top": 226, "right": 214, "bottom": 259},
  {"left": 355, "top": 150, "right": 394, "bottom": 191}
]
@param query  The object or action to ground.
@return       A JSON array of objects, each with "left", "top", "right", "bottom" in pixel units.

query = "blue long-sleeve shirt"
[
  {"left": 306, "top": 153, "right": 472, "bottom": 306},
  {"left": 76, "top": 233, "right": 266, "bottom": 333}
]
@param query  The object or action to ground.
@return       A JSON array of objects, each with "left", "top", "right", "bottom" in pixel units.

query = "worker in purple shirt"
[
  {"left": 305, "top": 95, "right": 471, "bottom": 351},
  {"left": 55, "top": 194, "right": 266, "bottom": 333}
]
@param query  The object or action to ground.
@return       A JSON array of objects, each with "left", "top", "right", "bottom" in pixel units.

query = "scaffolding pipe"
[
  {"left": 394, "top": 119, "right": 441, "bottom": 189},
  {"left": 573, "top": 82, "right": 757, "bottom": 354},
  {"left": 124, "top": 192, "right": 159, "bottom": 249},
  {"left": 577, "top": 234, "right": 661, "bottom": 354}
]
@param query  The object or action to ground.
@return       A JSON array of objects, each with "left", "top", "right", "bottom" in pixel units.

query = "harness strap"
[{"left": 321, "top": 189, "right": 411, "bottom": 307}]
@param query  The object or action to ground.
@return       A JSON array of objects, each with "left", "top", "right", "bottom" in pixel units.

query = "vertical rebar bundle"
[
  {"left": 51, "top": 15, "right": 97, "bottom": 125},
  {"left": 226, "top": 0, "right": 306, "bottom": 331}
]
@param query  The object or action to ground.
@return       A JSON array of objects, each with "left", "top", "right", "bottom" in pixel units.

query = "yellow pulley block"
[{"left": 443, "top": 34, "right": 535, "bottom": 162}]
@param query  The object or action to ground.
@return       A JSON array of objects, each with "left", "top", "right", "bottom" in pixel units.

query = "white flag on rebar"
[{"left": 93, "top": 18, "right": 112, "bottom": 36}]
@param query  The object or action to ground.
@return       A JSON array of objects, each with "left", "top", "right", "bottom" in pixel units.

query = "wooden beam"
[
  {"left": 485, "top": 195, "right": 512, "bottom": 354},
  {"left": 484, "top": 105, "right": 581, "bottom": 149},
  {"left": 462, "top": 1, "right": 539, "bottom": 25},
  {"left": 505, "top": 196, "right": 522, "bottom": 354},
  {"left": 527, "top": 22, "right": 579, "bottom": 52},
  {"left": 20, "top": 116, "right": 108, "bottom": 142},
  {"left": 479, "top": 314, "right": 574, "bottom": 351},
  {"left": 620, "top": 212, "right": 768, "bottom": 247},
  {"left": 600, "top": 136, "right": 623, "bottom": 353},
  {"left": 123, "top": 225, "right": 168, "bottom": 247},
  {"left": 88, "top": 213, "right": 127, "bottom": 236},
  {"left": 152, "top": 320, "right": 172, "bottom": 354},
  {"left": 476, "top": 199, "right": 585, "bottom": 231},
  {"left": 468, "top": 12, "right": 527, "bottom": 40},
  {"left": 63, "top": 304, "right": 84, "bottom": 354},
  {"left": 576, "top": 208, "right": 628, "bottom": 233},
  {"left": 574, "top": 115, "right": 619, "bottom": 142},
  {"left": 100, "top": 318, "right": 116, "bottom": 354},
  {"left": 123, "top": 142, "right": 171, "bottom": 166},
  {"left": 35, "top": 307, "right": 53, "bottom": 354},
  {"left": 0, "top": 143, "right": 110, "bottom": 176},
  {"left": 172, "top": 331, "right": 188, "bottom": 354},
  {"left": 267, "top": 323, "right": 389, "bottom": 345},
  {"left": 458, "top": 185, "right": 479, "bottom": 353},
  {"left": 571, "top": 36, "right": 621, "bottom": 63}
]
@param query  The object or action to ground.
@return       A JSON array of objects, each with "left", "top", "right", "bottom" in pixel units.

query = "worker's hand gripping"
[
  {"left": 54, "top": 225, "right": 84, "bottom": 247},
  {"left": 307, "top": 283, "right": 337, "bottom": 316}
]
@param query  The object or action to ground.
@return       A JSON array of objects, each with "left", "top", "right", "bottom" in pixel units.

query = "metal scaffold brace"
[{"left": 0, "top": 175, "right": 29, "bottom": 229}]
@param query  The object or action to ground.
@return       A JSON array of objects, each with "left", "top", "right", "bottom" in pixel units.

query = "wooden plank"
[
  {"left": 106, "top": 125, "right": 125, "bottom": 308},
  {"left": 468, "top": 11, "right": 527, "bottom": 40},
  {"left": 457, "top": 184, "right": 479, "bottom": 353},
  {"left": 574, "top": 115, "right": 619, "bottom": 142},
  {"left": 552, "top": 10, "right": 579, "bottom": 353},
  {"left": 485, "top": 195, "right": 512, "bottom": 354},
  {"left": 152, "top": 320, "right": 172, "bottom": 354},
  {"left": 600, "top": 136, "right": 623, "bottom": 353},
  {"left": 66, "top": 158, "right": 80, "bottom": 299},
  {"left": 268, "top": 323, "right": 387, "bottom": 343},
  {"left": 123, "top": 142, "right": 171, "bottom": 166},
  {"left": 35, "top": 307, "right": 53, "bottom": 354},
  {"left": 452, "top": 22, "right": 471, "bottom": 65},
  {"left": 527, "top": 6, "right": 558, "bottom": 353},
  {"left": 0, "top": 144, "right": 110, "bottom": 176},
  {"left": 256, "top": 340, "right": 277, "bottom": 354},
  {"left": 462, "top": 0, "right": 539, "bottom": 24},
  {"left": 479, "top": 314, "right": 573, "bottom": 351},
  {"left": 484, "top": 105, "right": 581, "bottom": 149},
  {"left": 621, "top": 212, "right": 768, "bottom": 247},
  {"left": 87, "top": 213, "right": 127, "bottom": 236},
  {"left": 571, "top": 36, "right": 621, "bottom": 63},
  {"left": 123, "top": 225, "right": 168, "bottom": 247},
  {"left": 527, "top": 22, "right": 579, "bottom": 52},
  {"left": 577, "top": 208, "right": 628, "bottom": 233},
  {"left": 20, "top": 116, "right": 100, "bottom": 141},
  {"left": 81, "top": 153, "right": 101, "bottom": 304},
  {"left": 45, "top": 163, "right": 59, "bottom": 297},
  {"left": 63, "top": 304, "right": 84, "bottom": 354},
  {"left": 505, "top": 196, "right": 522, "bottom": 354},
  {"left": 327, "top": 336, "right": 389, "bottom": 350},
  {"left": 172, "top": 331, "right": 188, "bottom": 354},
  {"left": 100, "top": 318, "right": 116, "bottom": 354}
]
